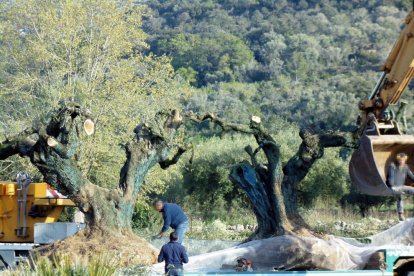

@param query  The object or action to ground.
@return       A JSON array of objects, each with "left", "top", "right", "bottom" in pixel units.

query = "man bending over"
[{"left": 153, "top": 200, "right": 188, "bottom": 243}]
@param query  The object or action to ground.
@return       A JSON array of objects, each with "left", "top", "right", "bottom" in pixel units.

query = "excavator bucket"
[{"left": 349, "top": 134, "right": 414, "bottom": 196}]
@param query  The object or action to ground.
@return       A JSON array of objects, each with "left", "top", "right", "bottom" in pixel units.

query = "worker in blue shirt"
[
  {"left": 153, "top": 200, "right": 189, "bottom": 243},
  {"left": 158, "top": 232, "right": 189, "bottom": 276}
]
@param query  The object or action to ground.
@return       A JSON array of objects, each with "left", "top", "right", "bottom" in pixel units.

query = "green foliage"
[
  {"left": 57, "top": 207, "right": 76, "bottom": 223},
  {"left": 11, "top": 254, "right": 117, "bottom": 276},
  {"left": 299, "top": 148, "right": 349, "bottom": 207},
  {"left": 132, "top": 197, "right": 162, "bottom": 229},
  {"left": 0, "top": 0, "right": 178, "bottom": 187},
  {"left": 156, "top": 32, "right": 254, "bottom": 86},
  {"left": 144, "top": 0, "right": 414, "bottom": 133},
  {"left": 176, "top": 67, "right": 198, "bottom": 86},
  {"left": 340, "top": 185, "right": 393, "bottom": 217},
  {"left": 144, "top": 0, "right": 408, "bottom": 85},
  {"left": 0, "top": 157, "right": 41, "bottom": 181},
  {"left": 175, "top": 135, "right": 256, "bottom": 220}
]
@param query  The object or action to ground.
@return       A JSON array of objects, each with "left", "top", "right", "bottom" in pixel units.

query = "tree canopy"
[{"left": 0, "top": 0, "right": 177, "bottom": 185}]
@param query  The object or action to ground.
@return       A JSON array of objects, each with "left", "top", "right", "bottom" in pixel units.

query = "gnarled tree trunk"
[
  {"left": 188, "top": 113, "right": 358, "bottom": 239},
  {"left": 232, "top": 129, "right": 357, "bottom": 238},
  {"left": 0, "top": 103, "right": 187, "bottom": 258}
]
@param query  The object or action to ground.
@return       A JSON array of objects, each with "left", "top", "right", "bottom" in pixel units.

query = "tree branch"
[
  {"left": 119, "top": 109, "right": 184, "bottom": 200},
  {"left": 159, "top": 146, "right": 188, "bottom": 169},
  {"left": 244, "top": 145, "right": 261, "bottom": 167},
  {"left": 185, "top": 112, "right": 254, "bottom": 134},
  {"left": 282, "top": 128, "right": 358, "bottom": 216},
  {"left": 0, "top": 127, "right": 37, "bottom": 160}
]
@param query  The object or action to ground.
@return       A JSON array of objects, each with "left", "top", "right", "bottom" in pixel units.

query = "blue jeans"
[
  {"left": 167, "top": 267, "right": 183, "bottom": 276},
  {"left": 174, "top": 220, "right": 188, "bottom": 244}
]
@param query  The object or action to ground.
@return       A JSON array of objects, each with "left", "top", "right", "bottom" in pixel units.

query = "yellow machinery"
[
  {"left": 0, "top": 181, "right": 75, "bottom": 243},
  {"left": 0, "top": 173, "right": 79, "bottom": 268},
  {"left": 349, "top": 9, "right": 414, "bottom": 196}
]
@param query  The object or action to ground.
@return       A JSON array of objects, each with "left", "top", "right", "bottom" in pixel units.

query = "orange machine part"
[{"left": 0, "top": 182, "right": 75, "bottom": 243}]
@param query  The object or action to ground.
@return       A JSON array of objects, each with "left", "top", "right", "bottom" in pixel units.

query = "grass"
[
  {"left": 137, "top": 200, "right": 409, "bottom": 241},
  {"left": 4, "top": 254, "right": 119, "bottom": 276},
  {"left": 302, "top": 206, "right": 400, "bottom": 238},
  {"left": 136, "top": 217, "right": 253, "bottom": 241}
]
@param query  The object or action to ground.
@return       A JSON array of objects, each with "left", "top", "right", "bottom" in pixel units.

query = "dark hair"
[
  {"left": 153, "top": 200, "right": 163, "bottom": 206},
  {"left": 170, "top": 231, "right": 178, "bottom": 241}
]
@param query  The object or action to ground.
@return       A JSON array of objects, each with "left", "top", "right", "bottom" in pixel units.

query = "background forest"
[{"left": 1, "top": 0, "right": 414, "bottom": 239}]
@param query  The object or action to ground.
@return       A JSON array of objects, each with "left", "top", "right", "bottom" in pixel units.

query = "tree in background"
[
  {"left": 143, "top": 0, "right": 414, "bottom": 132},
  {"left": 155, "top": 32, "right": 255, "bottom": 86}
]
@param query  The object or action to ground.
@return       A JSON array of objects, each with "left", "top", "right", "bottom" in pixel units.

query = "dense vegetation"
[
  {"left": 143, "top": 0, "right": 414, "bottom": 128},
  {"left": 137, "top": 0, "right": 413, "bottom": 225},
  {"left": 1, "top": 0, "right": 412, "bottom": 232}
]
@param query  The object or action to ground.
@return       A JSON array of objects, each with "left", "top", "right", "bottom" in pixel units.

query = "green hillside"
[{"left": 142, "top": 0, "right": 414, "bottom": 130}]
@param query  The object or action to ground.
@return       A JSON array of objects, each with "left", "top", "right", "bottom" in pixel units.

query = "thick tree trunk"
[
  {"left": 0, "top": 103, "right": 186, "bottom": 237},
  {"left": 191, "top": 113, "right": 358, "bottom": 239},
  {"left": 230, "top": 162, "right": 281, "bottom": 237},
  {"left": 229, "top": 128, "right": 293, "bottom": 238},
  {"left": 189, "top": 114, "right": 294, "bottom": 237},
  {"left": 73, "top": 184, "right": 133, "bottom": 234},
  {"left": 282, "top": 130, "right": 357, "bottom": 218}
]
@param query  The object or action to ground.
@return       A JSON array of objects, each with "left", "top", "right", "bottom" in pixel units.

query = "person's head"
[
  {"left": 170, "top": 231, "right": 178, "bottom": 242},
  {"left": 396, "top": 152, "right": 408, "bottom": 166},
  {"left": 153, "top": 200, "right": 164, "bottom": 212}
]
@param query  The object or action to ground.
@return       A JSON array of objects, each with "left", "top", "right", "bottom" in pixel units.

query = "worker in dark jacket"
[
  {"left": 153, "top": 200, "right": 188, "bottom": 243},
  {"left": 387, "top": 152, "right": 414, "bottom": 221},
  {"left": 158, "top": 231, "right": 189, "bottom": 276}
]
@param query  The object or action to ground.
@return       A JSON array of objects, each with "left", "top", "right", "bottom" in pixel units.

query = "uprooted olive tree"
[
  {"left": 0, "top": 103, "right": 188, "bottom": 237},
  {"left": 187, "top": 113, "right": 359, "bottom": 240}
]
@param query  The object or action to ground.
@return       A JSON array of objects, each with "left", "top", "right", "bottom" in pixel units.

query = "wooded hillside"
[{"left": 0, "top": 0, "right": 411, "bottom": 229}]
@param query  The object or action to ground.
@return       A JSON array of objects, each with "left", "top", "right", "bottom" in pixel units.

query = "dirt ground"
[{"left": 34, "top": 230, "right": 158, "bottom": 266}]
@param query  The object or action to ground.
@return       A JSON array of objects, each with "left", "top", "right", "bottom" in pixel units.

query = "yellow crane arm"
[{"left": 360, "top": 10, "right": 414, "bottom": 118}]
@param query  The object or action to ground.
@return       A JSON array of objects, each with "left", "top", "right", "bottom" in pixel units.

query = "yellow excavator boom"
[
  {"left": 360, "top": 10, "right": 414, "bottom": 118},
  {"left": 383, "top": 11, "right": 414, "bottom": 105}
]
